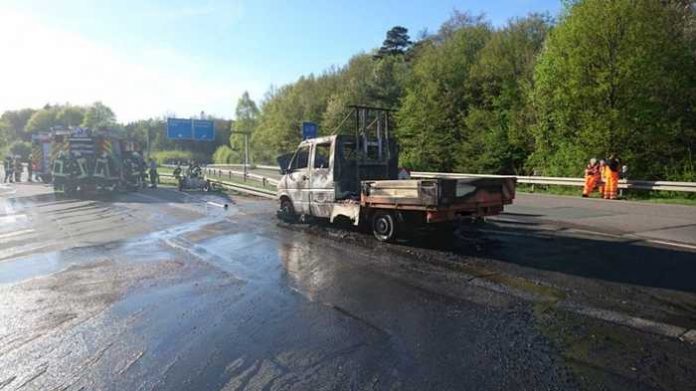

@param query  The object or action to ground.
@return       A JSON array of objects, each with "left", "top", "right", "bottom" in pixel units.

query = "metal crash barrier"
[
  {"left": 410, "top": 172, "right": 696, "bottom": 193},
  {"left": 171, "top": 164, "right": 696, "bottom": 194},
  {"left": 159, "top": 172, "right": 276, "bottom": 199}
]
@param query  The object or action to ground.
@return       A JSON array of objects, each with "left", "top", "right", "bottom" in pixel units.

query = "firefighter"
[
  {"left": 132, "top": 152, "right": 147, "bottom": 188},
  {"left": 14, "top": 157, "right": 22, "bottom": 182},
  {"left": 52, "top": 151, "right": 69, "bottom": 191},
  {"left": 190, "top": 161, "right": 201, "bottom": 178},
  {"left": 122, "top": 154, "right": 133, "bottom": 188},
  {"left": 605, "top": 154, "right": 621, "bottom": 200},
  {"left": 27, "top": 157, "right": 33, "bottom": 182},
  {"left": 73, "top": 152, "right": 89, "bottom": 181},
  {"left": 93, "top": 152, "right": 110, "bottom": 188},
  {"left": 124, "top": 153, "right": 141, "bottom": 188},
  {"left": 582, "top": 158, "right": 601, "bottom": 197},
  {"left": 148, "top": 158, "right": 158, "bottom": 188},
  {"left": 3, "top": 156, "right": 11, "bottom": 183},
  {"left": 173, "top": 163, "right": 182, "bottom": 180}
]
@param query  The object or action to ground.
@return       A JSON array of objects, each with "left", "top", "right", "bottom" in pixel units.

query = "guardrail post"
[{"left": 531, "top": 169, "right": 537, "bottom": 192}]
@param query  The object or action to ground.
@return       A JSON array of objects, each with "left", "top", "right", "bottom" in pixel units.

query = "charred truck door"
[
  {"left": 308, "top": 140, "right": 334, "bottom": 218},
  {"left": 285, "top": 144, "right": 311, "bottom": 214}
]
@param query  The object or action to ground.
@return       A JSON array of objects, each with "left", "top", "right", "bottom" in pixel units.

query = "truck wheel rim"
[{"left": 375, "top": 217, "right": 391, "bottom": 235}]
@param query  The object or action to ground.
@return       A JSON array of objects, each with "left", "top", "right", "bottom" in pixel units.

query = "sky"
[{"left": 0, "top": 0, "right": 562, "bottom": 122}]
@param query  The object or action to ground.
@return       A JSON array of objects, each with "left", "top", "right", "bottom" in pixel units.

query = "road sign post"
[{"left": 231, "top": 130, "right": 251, "bottom": 180}]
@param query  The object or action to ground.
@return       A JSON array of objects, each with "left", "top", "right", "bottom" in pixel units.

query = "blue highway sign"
[
  {"left": 167, "top": 118, "right": 193, "bottom": 140},
  {"left": 193, "top": 119, "right": 215, "bottom": 141},
  {"left": 302, "top": 121, "right": 318, "bottom": 140}
]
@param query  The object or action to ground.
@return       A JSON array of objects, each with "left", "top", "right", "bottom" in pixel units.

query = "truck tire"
[
  {"left": 372, "top": 211, "right": 398, "bottom": 242},
  {"left": 279, "top": 198, "right": 297, "bottom": 223}
]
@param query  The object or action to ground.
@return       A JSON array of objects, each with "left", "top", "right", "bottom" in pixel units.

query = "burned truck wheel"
[
  {"left": 279, "top": 197, "right": 297, "bottom": 223},
  {"left": 372, "top": 210, "right": 398, "bottom": 242}
]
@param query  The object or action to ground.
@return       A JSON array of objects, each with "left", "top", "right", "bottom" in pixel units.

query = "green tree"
[
  {"left": 531, "top": 0, "right": 696, "bottom": 179},
  {"left": 1, "top": 108, "right": 36, "bottom": 139},
  {"left": 81, "top": 102, "right": 116, "bottom": 129},
  {"left": 397, "top": 16, "right": 492, "bottom": 171},
  {"left": 56, "top": 105, "right": 86, "bottom": 127},
  {"left": 212, "top": 145, "right": 234, "bottom": 164},
  {"left": 0, "top": 120, "right": 10, "bottom": 151},
  {"left": 230, "top": 91, "right": 259, "bottom": 163},
  {"left": 24, "top": 108, "right": 58, "bottom": 134},
  {"left": 8, "top": 140, "right": 31, "bottom": 160},
  {"left": 465, "top": 13, "right": 551, "bottom": 174},
  {"left": 376, "top": 26, "right": 412, "bottom": 58}
]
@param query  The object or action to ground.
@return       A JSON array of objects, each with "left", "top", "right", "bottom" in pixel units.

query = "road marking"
[
  {"left": 0, "top": 229, "right": 35, "bottom": 240},
  {"left": 645, "top": 239, "right": 696, "bottom": 251},
  {"left": 564, "top": 228, "right": 622, "bottom": 239},
  {"left": 485, "top": 225, "right": 696, "bottom": 251},
  {"left": 680, "top": 329, "right": 696, "bottom": 345},
  {"left": 206, "top": 201, "right": 228, "bottom": 208},
  {"left": 560, "top": 302, "right": 690, "bottom": 340},
  {"left": 0, "top": 241, "right": 57, "bottom": 262},
  {"left": 0, "top": 214, "right": 27, "bottom": 224}
]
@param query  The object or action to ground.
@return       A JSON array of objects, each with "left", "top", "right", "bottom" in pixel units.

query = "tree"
[
  {"left": 1, "top": 108, "right": 36, "bottom": 139},
  {"left": 81, "top": 102, "right": 116, "bottom": 129},
  {"left": 464, "top": 13, "right": 551, "bottom": 174},
  {"left": 230, "top": 92, "right": 259, "bottom": 163},
  {"left": 24, "top": 108, "right": 58, "bottom": 134},
  {"left": 212, "top": 145, "right": 234, "bottom": 164},
  {"left": 397, "top": 18, "right": 492, "bottom": 171},
  {"left": 376, "top": 26, "right": 412, "bottom": 58},
  {"left": 0, "top": 120, "right": 10, "bottom": 151},
  {"left": 56, "top": 105, "right": 86, "bottom": 127},
  {"left": 531, "top": 0, "right": 696, "bottom": 179},
  {"left": 8, "top": 140, "right": 31, "bottom": 160}
]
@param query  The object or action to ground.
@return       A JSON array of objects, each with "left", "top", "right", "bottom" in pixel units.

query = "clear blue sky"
[{"left": 0, "top": 0, "right": 562, "bottom": 121}]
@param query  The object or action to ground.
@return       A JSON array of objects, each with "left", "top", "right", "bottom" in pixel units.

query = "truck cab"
[{"left": 277, "top": 134, "right": 385, "bottom": 223}]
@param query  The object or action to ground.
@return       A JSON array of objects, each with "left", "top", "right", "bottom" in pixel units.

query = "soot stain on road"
[{"left": 273, "top": 214, "right": 696, "bottom": 390}]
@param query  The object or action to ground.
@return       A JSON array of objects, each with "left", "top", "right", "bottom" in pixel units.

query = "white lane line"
[
  {"left": 564, "top": 228, "right": 622, "bottom": 239},
  {"left": 0, "top": 229, "right": 36, "bottom": 241},
  {"left": 206, "top": 201, "right": 228, "bottom": 208},
  {"left": 0, "top": 241, "right": 57, "bottom": 262},
  {"left": 560, "top": 302, "right": 689, "bottom": 340},
  {"left": 645, "top": 239, "right": 696, "bottom": 251},
  {"left": 0, "top": 214, "right": 27, "bottom": 224}
]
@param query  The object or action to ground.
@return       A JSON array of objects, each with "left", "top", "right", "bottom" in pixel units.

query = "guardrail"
[
  {"left": 166, "top": 164, "right": 696, "bottom": 194},
  {"left": 160, "top": 164, "right": 279, "bottom": 187},
  {"left": 411, "top": 172, "right": 696, "bottom": 193},
  {"left": 203, "top": 167, "right": 279, "bottom": 187},
  {"left": 208, "top": 164, "right": 277, "bottom": 171},
  {"left": 159, "top": 173, "right": 276, "bottom": 199}
]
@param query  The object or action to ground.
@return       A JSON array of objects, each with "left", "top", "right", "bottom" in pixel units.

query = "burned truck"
[{"left": 276, "top": 106, "right": 516, "bottom": 242}]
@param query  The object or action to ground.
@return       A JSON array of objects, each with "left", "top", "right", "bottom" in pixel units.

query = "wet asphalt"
[{"left": 0, "top": 183, "right": 695, "bottom": 390}]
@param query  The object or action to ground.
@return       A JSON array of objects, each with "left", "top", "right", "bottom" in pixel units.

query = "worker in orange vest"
[
  {"left": 604, "top": 154, "right": 621, "bottom": 200},
  {"left": 598, "top": 160, "right": 607, "bottom": 197},
  {"left": 582, "top": 158, "right": 601, "bottom": 197}
]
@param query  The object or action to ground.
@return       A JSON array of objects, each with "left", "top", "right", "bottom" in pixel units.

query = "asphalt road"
[{"left": 1, "top": 182, "right": 695, "bottom": 390}]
